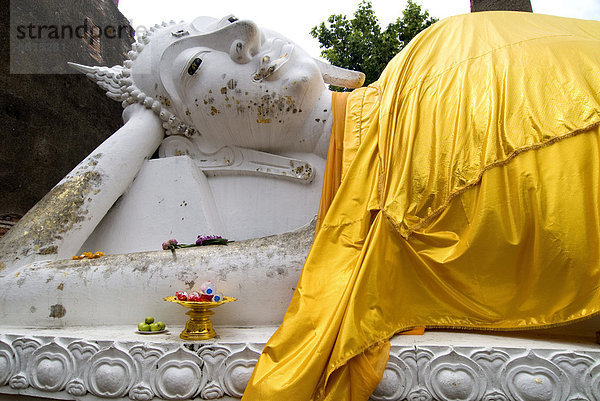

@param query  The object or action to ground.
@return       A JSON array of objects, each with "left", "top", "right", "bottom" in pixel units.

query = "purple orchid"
[
  {"left": 196, "top": 235, "right": 223, "bottom": 245},
  {"left": 162, "top": 235, "right": 229, "bottom": 251},
  {"left": 162, "top": 239, "right": 179, "bottom": 250}
]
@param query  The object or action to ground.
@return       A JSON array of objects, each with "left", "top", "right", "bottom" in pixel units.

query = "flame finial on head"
[{"left": 67, "top": 63, "right": 127, "bottom": 101}]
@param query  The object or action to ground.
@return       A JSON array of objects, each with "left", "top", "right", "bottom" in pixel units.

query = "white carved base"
[{"left": 0, "top": 326, "right": 599, "bottom": 401}]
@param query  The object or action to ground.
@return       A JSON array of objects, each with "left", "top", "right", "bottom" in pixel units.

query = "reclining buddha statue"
[
  {"left": 0, "top": 9, "right": 599, "bottom": 401},
  {"left": 0, "top": 14, "right": 366, "bottom": 261}
]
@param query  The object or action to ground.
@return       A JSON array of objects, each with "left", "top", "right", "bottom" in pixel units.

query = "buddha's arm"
[{"left": 0, "top": 104, "right": 163, "bottom": 271}]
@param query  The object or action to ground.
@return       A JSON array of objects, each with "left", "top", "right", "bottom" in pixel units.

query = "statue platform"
[{"left": 0, "top": 325, "right": 598, "bottom": 401}]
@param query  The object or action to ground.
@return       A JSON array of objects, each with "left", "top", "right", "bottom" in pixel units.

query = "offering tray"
[{"left": 164, "top": 296, "right": 237, "bottom": 340}]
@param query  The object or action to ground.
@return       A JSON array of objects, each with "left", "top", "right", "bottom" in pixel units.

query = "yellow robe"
[{"left": 242, "top": 11, "right": 600, "bottom": 401}]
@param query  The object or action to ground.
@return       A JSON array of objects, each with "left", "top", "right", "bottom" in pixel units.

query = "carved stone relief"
[{"left": 0, "top": 333, "right": 599, "bottom": 401}]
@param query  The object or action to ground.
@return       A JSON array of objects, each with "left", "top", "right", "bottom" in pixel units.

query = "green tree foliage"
[{"left": 310, "top": 0, "right": 438, "bottom": 88}]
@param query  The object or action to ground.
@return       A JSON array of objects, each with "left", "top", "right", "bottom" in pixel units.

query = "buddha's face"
[{"left": 131, "top": 16, "right": 327, "bottom": 152}]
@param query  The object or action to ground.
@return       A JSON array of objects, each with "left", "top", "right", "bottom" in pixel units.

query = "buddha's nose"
[{"left": 228, "top": 21, "right": 262, "bottom": 64}]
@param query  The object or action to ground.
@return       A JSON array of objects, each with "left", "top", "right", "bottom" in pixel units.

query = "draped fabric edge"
[
  {"left": 318, "top": 223, "right": 600, "bottom": 401},
  {"left": 313, "top": 89, "right": 425, "bottom": 400},
  {"left": 315, "top": 91, "right": 351, "bottom": 233},
  {"left": 324, "top": 285, "right": 600, "bottom": 387},
  {"left": 394, "top": 119, "right": 600, "bottom": 239},
  {"left": 318, "top": 304, "right": 600, "bottom": 400}
]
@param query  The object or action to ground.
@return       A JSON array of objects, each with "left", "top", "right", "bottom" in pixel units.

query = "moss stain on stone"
[
  {"left": 49, "top": 304, "right": 66, "bottom": 318},
  {"left": 39, "top": 246, "right": 58, "bottom": 255},
  {"left": 0, "top": 169, "right": 103, "bottom": 260}
]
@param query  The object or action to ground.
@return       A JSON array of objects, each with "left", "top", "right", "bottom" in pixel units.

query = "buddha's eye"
[
  {"left": 172, "top": 29, "right": 189, "bottom": 38},
  {"left": 228, "top": 16, "right": 239, "bottom": 23},
  {"left": 187, "top": 57, "right": 202, "bottom": 76}
]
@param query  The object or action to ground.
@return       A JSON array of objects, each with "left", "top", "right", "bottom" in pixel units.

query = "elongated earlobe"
[{"left": 314, "top": 59, "right": 365, "bottom": 88}]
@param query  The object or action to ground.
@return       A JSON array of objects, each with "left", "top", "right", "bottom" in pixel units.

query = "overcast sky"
[{"left": 118, "top": 0, "right": 600, "bottom": 58}]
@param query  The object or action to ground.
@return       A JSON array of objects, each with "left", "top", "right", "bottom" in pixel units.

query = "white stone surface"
[
  {"left": 81, "top": 156, "right": 223, "bottom": 255},
  {"left": 0, "top": 224, "right": 313, "bottom": 328},
  {"left": 82, "top": 152, "right": 325, "bottom": 254}
]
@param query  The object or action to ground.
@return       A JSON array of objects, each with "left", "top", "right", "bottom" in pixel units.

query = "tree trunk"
[{"left": 471, "top": 0, "right": 532, "bottom": 12}]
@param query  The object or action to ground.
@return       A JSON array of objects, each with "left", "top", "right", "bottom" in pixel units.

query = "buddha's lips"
[{"left": 253, "top": 39, "right": 294, "bottom": 82}]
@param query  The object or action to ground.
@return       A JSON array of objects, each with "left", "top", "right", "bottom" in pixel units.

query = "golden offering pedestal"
[{"left": 164, "top": 296, "right": 237, "bottom": 340}]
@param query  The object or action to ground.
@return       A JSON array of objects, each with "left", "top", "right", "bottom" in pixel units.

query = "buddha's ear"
[{"left": 313, "top": 59, "right": 365, "bottom": 89}]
